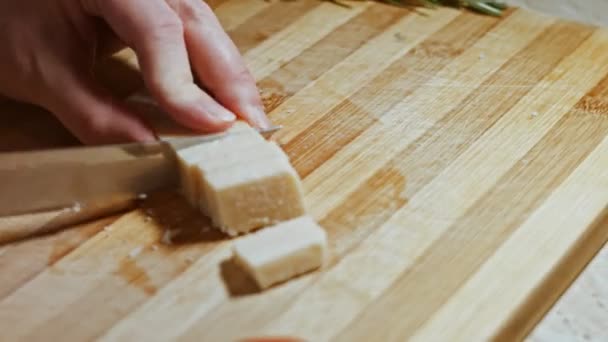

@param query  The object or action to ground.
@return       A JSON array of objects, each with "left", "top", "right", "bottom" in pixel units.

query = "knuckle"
[
  {"left": 150, "top": 14, "right": 184, "bottom": 40},
  {"left": 233, "top": 68, "right": 255, "bottom": 84}
]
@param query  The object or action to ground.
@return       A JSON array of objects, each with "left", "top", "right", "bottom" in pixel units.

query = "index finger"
[
  {"left": 82, "top": 0, "right": 237, "bottom": 132},
  {"left": 169, "top": 0, "right": 272, "bottom": 129}
]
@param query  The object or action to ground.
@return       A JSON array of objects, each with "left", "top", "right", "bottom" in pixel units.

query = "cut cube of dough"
[
  {"left": 232, "top": 216, "right": 327, "bottom": 289},
  {"left": 201, "top": 144, "right": 306, "bottom": 235},
  {"left": 173, "top": 123, "right": 266, "bottom": 206}
]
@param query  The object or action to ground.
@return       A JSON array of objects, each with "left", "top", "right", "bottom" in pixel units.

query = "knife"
[{"left": 0, "top": 126, "right": 281, "bottom": 217}]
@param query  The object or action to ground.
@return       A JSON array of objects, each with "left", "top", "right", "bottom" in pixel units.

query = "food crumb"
[
  {"left": 151, "top": 245, "right": 159, "bottom": 251},
  {"left": 161, "top": 229, "right": 180, "bottom": 245},
  {"left": 129, "top": 246, "right": 143, "bottom": 258},
  {"left": 71, "top": 202, "right": 82, "bottom": 213},
  {"left": 103, "top": 226, "right": 112, "bottom": 232},
  {"left": 394, "top": 32, "right": 406, "bottom": 41},
  {"left": 137, "top": 193, "right": 148, "bottom": 200},
  {"left": 531, "top": 111, "right": 539, "bottom": 118},
  {"left": 224, "top": 227, "right": 238, "bottom": 237},
  {"left": 478, "top": 52, "right": 486, "bottom": 60}
]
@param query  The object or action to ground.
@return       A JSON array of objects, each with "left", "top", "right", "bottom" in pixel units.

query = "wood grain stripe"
[
  {"left": 214, "top": 0, "right": 272, "bottom": 31},
  {"left": 337, "top": 26, "right": 604, "bottom": 341},
  {"left": 205, "top": 0, "right": 227, "bottom": 9},
  {"left": 245, "top": 2, "right": 371, "bottom": 80},
  {"left": 258, "top": 3, "right": 407, "bottom": 112},
  {"left": 330, "top": 28, "right": 608, "bottom": 342},
  {"left": 97, "top": 240, "right": 232, "bottom": 341},
  {"left": 0, "top": 217, "right": 112, "bottom": 300},
  {"left": 228, "top": 0, "right": 320, "bottom": 53},
  {"left": 304, "top": 9, "right": 553, "bottom": 219},
  {"left": 411, "top": 131, "right": 608, "bottom": 342},
  {"left": 265, "top": 7, "right": 460, "bottom": 144},
  {"left": 0, "top": 212, "right": 158, "bottom": 339},
  {"left": 285, "top": 10, "right": 504, "bottom": 179}
]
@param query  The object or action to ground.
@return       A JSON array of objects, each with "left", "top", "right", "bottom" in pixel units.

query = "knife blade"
[{"left": 0, "top": 126, "right": 281, "bottom": 217}]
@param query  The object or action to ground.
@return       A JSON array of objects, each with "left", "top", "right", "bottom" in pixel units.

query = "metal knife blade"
[{"left": 0, "top": 126, "right": 281, "bottom": 217}]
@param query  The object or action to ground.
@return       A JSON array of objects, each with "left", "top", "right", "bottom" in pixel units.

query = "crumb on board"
[
  {"left": 151, "top": 245, "right": 159, "bottom": 251},
  {"left": 478, "top": 52, "right": 486, "bottom": 60},
  {"left": 161, "top": 229, "right": 181, "bottom": 245},
  {"left": 103, "top": 226, "right": 112, "bottom": 232},
  {"left": 394, "top": 32, "right": 406, "bottom": 41},
  {"left": 137, "top": 193, "right": 148, "bottom": 200},
  {"left": 71, "top": 202, "right": 82, "bottom": 213},
  {"left": 129, "top": 246, "right": 143, "bottom": 258},
  {"left": 530, "top": 111, "right": 539, "bottom": 118}
]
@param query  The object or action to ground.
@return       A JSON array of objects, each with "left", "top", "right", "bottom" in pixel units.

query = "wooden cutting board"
[{"left": 1, "top": 1, "right": 607, "bottom": 341}]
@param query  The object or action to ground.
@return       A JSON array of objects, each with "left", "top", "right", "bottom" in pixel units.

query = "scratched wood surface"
[{"left": 0, "top": 1, "right": 607, "bottom": 341}]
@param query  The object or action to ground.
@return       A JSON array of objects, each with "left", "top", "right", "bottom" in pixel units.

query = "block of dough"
[
  {"left": 231, "top": 216, "right": 327, "bottom": 289},
  {"left": 194, "top": 141, "right": 289, "bottom": 215},
  {"left": 173, "top": 123, "right": 266, "bottom": 206},
  {"left": 200, "top": 143, "right": 306, "bottom": 235}
]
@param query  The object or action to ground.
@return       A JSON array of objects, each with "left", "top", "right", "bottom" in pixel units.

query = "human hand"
[{"left": 0, "top": 0, "right": 270, "bottom": 144}]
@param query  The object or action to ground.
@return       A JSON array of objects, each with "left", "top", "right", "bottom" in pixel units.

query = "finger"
[
  {"left": 170, "top": 0, "right": 271, "bottom": 129},
  {"left": 81, "top": 0, "right": 236, "bottom": 132},
  {"left": 48, "top": 70, "right": 155, "bottom": 145}
]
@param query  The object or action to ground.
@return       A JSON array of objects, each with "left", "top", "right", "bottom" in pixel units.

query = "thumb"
[{"left": 47, "top": 69, "right": 156, "bottom": 145}]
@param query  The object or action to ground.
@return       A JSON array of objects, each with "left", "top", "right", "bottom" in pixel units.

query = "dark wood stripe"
[
  {"left": 336, "top": 25, "right": 602, "bottom": 342},
  {"left": 286, "top": 100, "right": 378, "bottom": 178},
  {"left": 19, "top": 192, "right": 221, "bottom": 340},
  {"left": 320, "top": 166, "right": 408, "bottom": 260},
  {"left": 206, "top": 0, "right": 228, "bottom": 9},
  {"left": 260, "top": 3, "right": 408, "bottom": 112},
  {"left": 227, "top": 0, "right": 320, "bottom": 54},
  {"left": 0, "top": 218, "right": 110, "bottom": 301},
  {"left": 285, "top": 11, "right": 503, "bottom": 178}
]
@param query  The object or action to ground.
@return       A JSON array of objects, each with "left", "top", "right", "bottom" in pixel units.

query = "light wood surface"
[
  {"left": 0, "top": 1, "right": 607, "bottom": 341},
  {"left": 508, "top": 1, "right": 608, "bottom": 341}
]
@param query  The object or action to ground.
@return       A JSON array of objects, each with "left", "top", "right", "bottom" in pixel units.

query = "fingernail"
[
  {"left": 212, "top": 108, "right": 237, "bottom": 122},
  {"left": 251, "top": 105, "right": 273, "bottom": 129}
]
